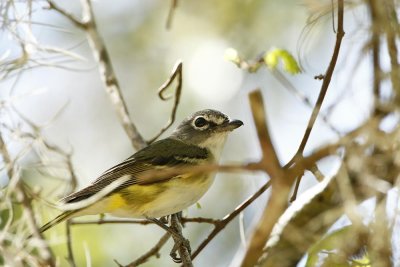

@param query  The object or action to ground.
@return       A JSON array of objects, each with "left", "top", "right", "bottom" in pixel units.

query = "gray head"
[{"left": 170, "top": 109, "right": 243, "bottom": 157}]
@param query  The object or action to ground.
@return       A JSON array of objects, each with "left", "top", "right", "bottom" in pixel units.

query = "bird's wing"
[{"left": 61, "top": 138, "right": 210, "bottom": 203}]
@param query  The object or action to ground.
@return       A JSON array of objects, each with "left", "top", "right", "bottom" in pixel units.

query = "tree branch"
[
  {"left": 240, "top": 4, "right": 345, "bottom": 261},
  {"left": 79, "top": 0, "right": 147, "bottom": 150},
  {"left": 46, "top": 0, "right": 85, "bottom": 28},
  {"left": 240, "top": 90, "right": 288, "bottom": 267},
  {"left": 367, "top": 0, "right": 383, "bottom": 116},
  {"left": 46, "top": 0, "right": 147, "bottom": 150}
]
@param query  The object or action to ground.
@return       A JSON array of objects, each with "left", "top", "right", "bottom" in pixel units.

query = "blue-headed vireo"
[{"left": 39, "top": 109, "right": 243, "bottom": 233}]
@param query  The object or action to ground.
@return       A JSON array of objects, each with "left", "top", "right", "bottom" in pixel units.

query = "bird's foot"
[
  {"left": 160, "top": 216, "right": 169, "bottom": 224},
  {"left": 169, "top": 237, "right": 191, "bottom": 263}
]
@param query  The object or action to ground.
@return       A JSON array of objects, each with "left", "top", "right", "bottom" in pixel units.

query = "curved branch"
[{"left": 148, "top": 61, "right": 183, "bottom": 143}]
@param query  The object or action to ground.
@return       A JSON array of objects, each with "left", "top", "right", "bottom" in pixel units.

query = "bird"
[{"left": 39, "top": 109, "right": 243, "bottom": 234}]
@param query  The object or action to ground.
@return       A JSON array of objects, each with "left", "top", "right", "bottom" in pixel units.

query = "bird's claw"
[
  {"left": 160, "top": 216, "right": 169, "bottom": 224},
  {"left": 169, "top": 237, "right": 191, "bottom": 263}
]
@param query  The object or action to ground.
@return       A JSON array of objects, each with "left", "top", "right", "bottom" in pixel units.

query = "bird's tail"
[{"left": 39, "top": 210, "right": 77, "bottom": 234}]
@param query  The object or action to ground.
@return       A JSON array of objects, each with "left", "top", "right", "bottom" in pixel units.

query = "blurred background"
[{"left": 0, "top": 0, "right": 380, "bottom": 266}]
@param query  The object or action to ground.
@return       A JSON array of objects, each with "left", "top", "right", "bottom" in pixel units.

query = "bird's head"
[{"left": 171, "top": 109, "right": 243, "bottom": 158}]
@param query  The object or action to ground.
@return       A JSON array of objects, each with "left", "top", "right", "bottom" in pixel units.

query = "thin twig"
[
  {"left": 166, "top": 0, "right": 179, "bottom": 30},
  {"left": 112, "top": 141, "right": 340, "bottom": 192},
  {"left": 181, "top": 217, "right": 219, "bottom": 225},
  {"left": 289, "top": 172, "right": 304, "bottom": 202},
  {"left": 70, "top": 217, "right": 219, "bottom": 226},
  {"left": 285, "top": 0, "right": 345, "bottom": 169},
  {"left": 368, "top": 0, "right": 383, "bottom": 116},
  {"left": 148, "top": 61, "right": 183, "bottom": 143},
  {"left": 65, "top": 153, "right": 78, "bottom": 195},
  {"left": 125, "top": 233, "right": 171, "bottom": 267},
  {"left": 383, "top": 0, "right": 400, "bottom": 101},
  {"left": 70, "top": 219, "right": 153, "bottom": 226},
  {"left": 284, "top": 0, "right": 345, "bottom": 202},
  {"left": 271, "top": 70, "right": 340, "bottom": 135},
  {"left": 65, "top": 220, "right": 76, "bottom": 267},
  {"left": 191, "top": 180, "right": 271, "bottom": 260},
  {"left": 46, "top": 0, "right": 85, "bottom": 28}
]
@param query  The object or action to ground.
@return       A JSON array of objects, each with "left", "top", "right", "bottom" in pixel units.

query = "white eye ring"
[{"left": 192, "top": 116, "right": 209, "bottom": 129}]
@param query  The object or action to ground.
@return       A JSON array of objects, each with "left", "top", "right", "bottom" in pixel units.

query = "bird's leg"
[
  {"left": 168, "top": 237, "right": 191, "bottom": 263},
  {"left": 176, "top": 211, "right": 184, "bottom": 227},
  {"left": 145, "top": 216, "right": 191, "bottom": 263},
  {"left": 160, "top": 215, "right": 169, "bottom": 224},
  {"left": 169, "top": 213, "right": 191, "bottom": 263}
]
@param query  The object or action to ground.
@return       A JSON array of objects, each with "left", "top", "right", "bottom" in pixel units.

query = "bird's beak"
[{"left": 224, "top": 119, "right": 243, "bottom": 131}]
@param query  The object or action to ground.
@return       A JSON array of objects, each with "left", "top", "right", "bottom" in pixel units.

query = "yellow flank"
[
  {"left": 105, "top": 183, "right": 168, "bottom": 212},
  {"left": 99, "top": 173, "right": 215, "bottom": 218},
  {"left": 107, "top": 193, "right": 128, "bottom": 210}
]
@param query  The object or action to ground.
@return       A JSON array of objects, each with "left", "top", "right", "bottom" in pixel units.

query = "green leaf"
[
  {"left": 263, "top": 48, "right": 301, "bottom": 74},
  {"left": 196, "top": 202, "right": 202, "bottom": 209}
]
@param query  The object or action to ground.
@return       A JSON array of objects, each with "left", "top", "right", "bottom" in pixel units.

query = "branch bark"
[
  {"left": 240, "top": 1, "right": 345, "bottom": 264},
  {"left": 240, "top": 90, "right": 288, "bottom": 267},
  {"left": 79, "top": 0, "right": 147, "bottom": 150}
]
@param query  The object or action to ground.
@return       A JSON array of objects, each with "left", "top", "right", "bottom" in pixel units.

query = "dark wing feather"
[{"left": 62, "top": 138, "right": 209, "bottom": 203}]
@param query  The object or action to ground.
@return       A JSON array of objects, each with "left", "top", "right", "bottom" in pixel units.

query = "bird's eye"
[{"left": 194, "top": 117, "right": 207, "bottom": 128}]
